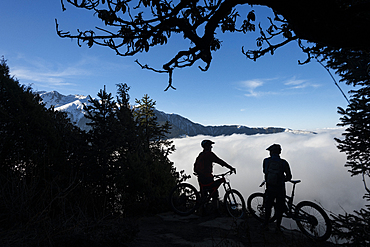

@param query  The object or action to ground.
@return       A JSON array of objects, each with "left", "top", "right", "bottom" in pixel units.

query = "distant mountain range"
[{"left": 38, "top": 91, "right": 312, "bottom": 138}]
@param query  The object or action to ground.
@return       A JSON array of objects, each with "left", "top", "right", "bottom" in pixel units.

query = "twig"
[
  {"left": 135, "top": 60, "right": 176, "bottom": 91},
  {"left": 316, "top": 59, "right": 350, "bottom": 104}
]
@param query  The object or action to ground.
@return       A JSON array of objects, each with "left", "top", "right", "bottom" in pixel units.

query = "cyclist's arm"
[
  {"left": 211, "top": 152, "right": 235, "bottom": 171},
  {"left": 262, "top": 158, "right": 269, "bottom": 175},
  {"left": 283, "top": 160, "right": 292, "bottom": 182}
]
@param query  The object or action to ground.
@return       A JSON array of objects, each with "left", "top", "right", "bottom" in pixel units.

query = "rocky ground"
[{"left": 128, "top": 211, "right": 338, "bottom": 247}]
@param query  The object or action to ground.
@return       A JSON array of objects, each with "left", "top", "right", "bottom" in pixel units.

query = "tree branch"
[
  {"left": 135, "top": 60, "right": 175, "bottom": 91},
  {"left": 57, "top": 0, "right": 370, "bottom": 89}
]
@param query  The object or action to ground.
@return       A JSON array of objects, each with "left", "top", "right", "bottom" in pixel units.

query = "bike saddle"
[{"left": 290, "top": 180, "right": 301, "bottom": 184}]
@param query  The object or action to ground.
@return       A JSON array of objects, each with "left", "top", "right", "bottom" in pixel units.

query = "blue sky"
[{"left": 0, "top": 1, "right": 355, "bottom": 130}]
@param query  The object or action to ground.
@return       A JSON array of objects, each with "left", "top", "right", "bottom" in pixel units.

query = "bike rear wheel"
[
  {"left": 295, "top": 201, "right": 332, "bottom": 242},
  {"left": 224, "top": 189, "right": 246, "bottom": 219},
  {"left": 247, "top": 192, "right": 276, "bottom": 222},
  {"left": 169, "top": 183, "right": 200, "bottom": 216}
]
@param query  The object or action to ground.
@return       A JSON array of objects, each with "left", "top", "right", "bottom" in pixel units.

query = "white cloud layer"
[
  {"left": 238, "top": 79, "right": 265, "bottom": 97},
  {"left": 169, "top": 128, "right": 367, "bottom": 216},
  {"left": 284, "top": 77, "right": 321, "bottom": 89}
]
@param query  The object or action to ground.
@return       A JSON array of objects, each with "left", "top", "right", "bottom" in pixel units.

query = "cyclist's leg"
[
  {"left": 201, "top": 177, "right": 222, "bottom": 212},
  {"left": 210, "top": 178, "right": 223, "bottom": 200},
  {"left": 263, "top": 189, "right": 276, "bottom": 227},
  {"left": 198, "top": 176, "right": 213, "bottom": 198},
  {"left": 211, "top": 178, "right": 224, "bottom": 189},
  {"left": 266, "top": 186, "right": 285, "bottom": 232},
  {"left": 198, "top": 176, "right": 215, "bottom": 212},
  {"left": 198, "top": 176, "right": 218, "bottom": 215},
  {"left": 275, "top": 192, "right": 285, "bottom": 229},
  {"left": 210, "top": 178, "right": 227, "bottom": 209}
]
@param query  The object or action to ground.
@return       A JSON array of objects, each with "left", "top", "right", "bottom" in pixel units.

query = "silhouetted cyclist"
[
  {"left": 261, "top": 144, "right": 292, "bottom": 232},
  {"left": 194, "top": 140, "right": 236, "bottom": 211}
]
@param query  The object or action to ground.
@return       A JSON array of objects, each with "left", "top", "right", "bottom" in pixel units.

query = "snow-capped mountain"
[
  {"left": 38, "top": 91, "right": 312, "bottom": 138},
  {"left": 38, "top": 91, "right": 91, "bottom": 130}
]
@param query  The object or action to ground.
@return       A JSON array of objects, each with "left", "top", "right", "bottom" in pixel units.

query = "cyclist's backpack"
[
  {"left": 194, "top": 152, "right": 206, "bottom": 175},
  {"left": 266, "top": 158, "right": 284, "bottom": 185}
]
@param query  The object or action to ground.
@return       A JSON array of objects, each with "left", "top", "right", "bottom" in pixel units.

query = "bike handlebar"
[
  {"left": 214, "top": 169, "right": 235, "bottom": 178},
  {"left": 194, "top": 169, "right": 236, "bottom": 178},
  {"left": 193, "top": 170, "right": 236, "bottom": 178},
  {"left": 259, "top": 179, "right": 301, "bottom": 187}
]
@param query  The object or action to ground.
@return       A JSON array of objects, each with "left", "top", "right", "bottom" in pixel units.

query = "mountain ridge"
[{"left": 38, "top": 91, "right": 312, "bottom": 138}]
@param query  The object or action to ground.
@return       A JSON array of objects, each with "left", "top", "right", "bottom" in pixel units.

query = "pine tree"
[
  {"left": 115, "top": 83, "right": 137, "bottom": 155},
  {"left": 331, "top": 86, "right": 370, "bottom": 245},
  {"left": 78, "top": 85, "right": 184, "bottom": 215},
  {"left": 112, "top": 83, "right": 142, "bottom": 214},
  {"left": 83, "top": 86, "right": 123, "bottom": 213},
  {"left": 336, "top": 87, "right": 370, "bottom": 179},
  {"left": 84, "top": 85, "right": 118, "bottom": 165},
  {"left": 132, "top": 94, "right": 177, "bottom": 212}
]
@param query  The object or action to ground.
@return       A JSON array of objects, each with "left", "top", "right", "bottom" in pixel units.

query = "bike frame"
[
  {"left": 197, "top": 171, "right": 233, "bottom": 205},
  {"left": 170, "top": 170, "right": 245, "bottom": 219},
  {"left": 260, "top": 179, "right": 301, "bottom": 218},
  {"left": 249, "top": 179, "right": 332, "bottom": 241}
]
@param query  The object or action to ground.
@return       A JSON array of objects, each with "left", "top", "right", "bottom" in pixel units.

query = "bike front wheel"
[
  {"left": 169, "top": 183, "right": 200, "bottom": 216},
  {"left": 294, "top": 201, "right": 332, "bottom": 242},
  {"left": 247, "top": 192, "right": 276, "bottom": 222},
  {"left": 224, "top": 189, "right": 246, "bottom": 219}
]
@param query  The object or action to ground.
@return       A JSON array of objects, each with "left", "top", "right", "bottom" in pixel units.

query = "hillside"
[
  {"left": 38, "top": 91, "right": 312, "bottom": 138},
  {"left": 127, "top": 212, "right": 337, "bottom": 247}
]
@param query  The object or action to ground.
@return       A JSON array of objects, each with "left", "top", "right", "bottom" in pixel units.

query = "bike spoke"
[
  {"left": 295, "top": 201, "right": 331, "bottom": 241},
  {"left": 170, "top": 183, "right": 199, "bottom": 216},
  {"left": 299, "top": 212, "right": 324, "bottom": 235},
  {"left": 247, "top": 192, "right": 276, "bottom": 222},
  {"left": 224, "top": 190, "right": 245, "bottom": 218}
]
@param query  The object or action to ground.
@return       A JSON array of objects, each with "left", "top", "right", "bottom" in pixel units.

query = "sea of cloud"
[{"left": 169, "top": 128, "right": 367, "bottom": 216}]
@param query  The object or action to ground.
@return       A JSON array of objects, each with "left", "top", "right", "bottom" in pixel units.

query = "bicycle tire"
[
  {"left": 169, "top": 183, "right": 200, "bottom": 216},
  {"left": 224, "top": 189, "right": 246, "bottom": 219},
  {"left": 247, "top": 192, "right": 276, "bottom": 222},
  {"left": 294, "top": 201, "right": 332, "bottom": 242}
]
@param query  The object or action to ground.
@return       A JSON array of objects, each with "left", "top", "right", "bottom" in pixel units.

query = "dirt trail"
[{"left": 129, "top": 212, "right": 337, "bottom": 247}]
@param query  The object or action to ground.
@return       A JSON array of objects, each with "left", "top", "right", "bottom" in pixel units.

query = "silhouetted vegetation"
[
  {"left": 318, "top": 49, "right": 370, "bottom": 245},
  {"left": 0, "top": 57, "right": 187, "bottom": 246},
  {"left": 57, "top": 0, "right": 369, "bottom": 90},
  {"left": 54, "top": 0, "right": 370, "bottom": 244},
  {"left": 331, "top": 85, "right": 370, "bottom": 245}
]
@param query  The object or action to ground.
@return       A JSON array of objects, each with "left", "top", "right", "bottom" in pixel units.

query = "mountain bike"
[
  {"left": 247, "top": 180, "right": 332, "bottom": 242},
  {"left": 169, "top": 170, "right": 246, "bottom": 219}
]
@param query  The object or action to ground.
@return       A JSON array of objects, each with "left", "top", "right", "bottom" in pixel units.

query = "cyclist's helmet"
[
  {"left": 266, "top": 144, "right": 281, "bottom": 153},
  {"left": 201, "top": 139, "right": 215, "bottom": 148}
]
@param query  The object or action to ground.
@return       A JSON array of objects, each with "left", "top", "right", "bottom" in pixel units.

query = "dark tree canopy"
[
  {"left": 0, "top": 59, "right": 188, "bottom": 244},
  {"left": 57, "top": 0, "right": 370, "bottom": 89}
]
